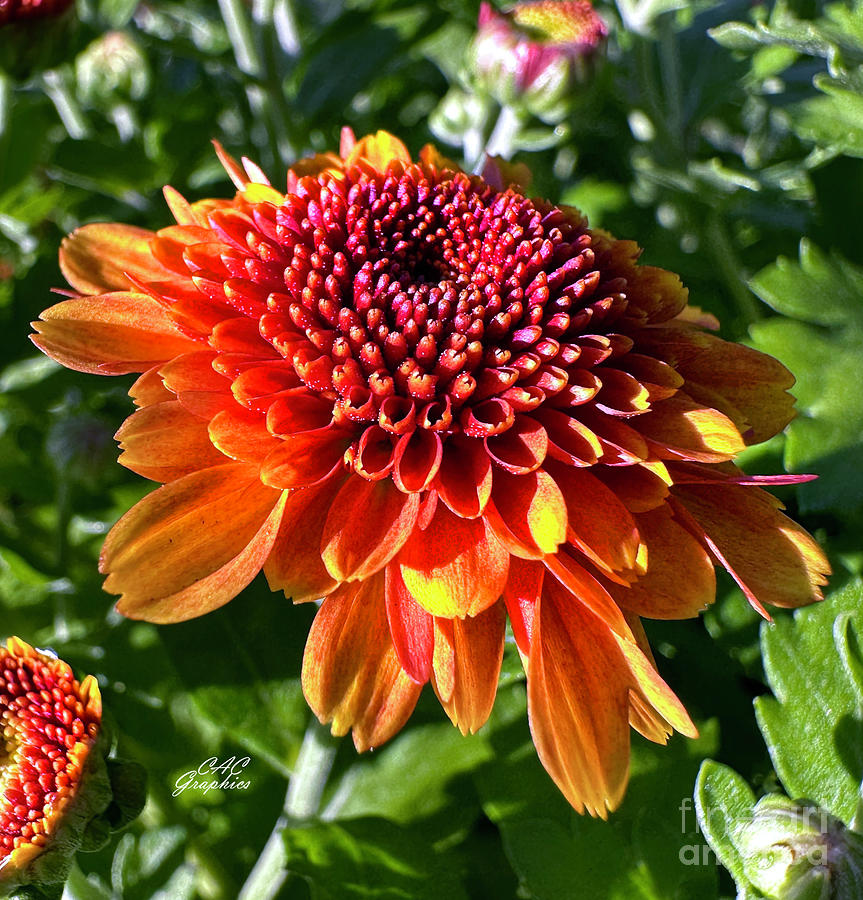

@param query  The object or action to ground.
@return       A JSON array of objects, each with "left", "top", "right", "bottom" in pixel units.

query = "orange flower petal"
[
  {"left": 344, "top": 131, "right": 412, "bottom": 170},
  {"left": 398, "top": 504, "right": 509, "bottom": 618},
  {"left": 263, "top": 475, "right": 345, "bottom": 602},
  {"left": 613, "top": 614, "right": 697, "bottom": 741},
  {"left": 103, "top": 464, "right": 285, "bottom": 622},
  {"left": 209, "top": 405, "right": 282, "bottom": 463},
  {"left": 158, "top": 350, "right": 233, "bottom": 419},
  {"left": 385, "top": 563, "right": 434, "bottom": 684},
  {"left": 636, "top": 394, "right": 745, "bottom": 463},
  {"left": 260, "top": 426, "right": 349, "bottom": 489},
  {"left": 594, "top": 367, "right": 651, "bottom": 416},
  {"left": 546, "top": 460, "right": 642, "bottom": 576},
  {"left": 673, "top": 484, "right": 830, "bottom": 611},
  {"left": 393, "top": 428, "right": 443, "bottom": 493},
  {"left": 593, "top": 462, "right": 670, "bottom": 513},
  {"left": 527, "top": 578, "right": 632, "bottom": 818},
  {"left": 321, "top": 476, "right": 420, "bottom": 582},
  {"left": 59, "top": 223, "right": 165, "bottom": 294},
  {"left": 502, "top": 557, "right": 544, "bottom": 655},
  {"left": 302, "top": 575, "right": 422, "bottom": 751},
  {"left": 626, "top": 264, "right": 688, "bottom": 324},
  {"left": 32, "top": 293, "right": 200, "bottom": 375},
  {"left": 435, "top": 434, "right": 493, "bottom": 518},
  {"left": 116, "top": 400, "right": 227, "bottom": 481},
  {"left": 535, "top": 407, "right": 602, "bottom": 466},
  {"left": 637, "top": 325, "right": 796, "bottom": 443},
  {"left": 486, "top": 468, "right": 567, "bottom": 558},
  {"left": 604, "top": 505, "right": 716, "bottom": 619},
  {"left": 129, "top": 365, "right": 174, "bottom": 408},
  {"left": 484, "top": 415, "right": 548, "bottom": 473},
  {"left": 544, "top": 551, "right": 632, "bottom": 639},
  {"left": 431, "top": 602, "right": 506, "bottom": 735}
]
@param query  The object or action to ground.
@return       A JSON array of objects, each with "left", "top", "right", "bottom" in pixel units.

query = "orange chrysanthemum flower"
[
  {"left": 32, "top": 130, "right": 829, "bottom": 816},
  {"left": 0, "top": 637, "right": 101, "bottom": 883}
]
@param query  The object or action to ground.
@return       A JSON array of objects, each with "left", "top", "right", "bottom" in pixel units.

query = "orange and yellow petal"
[
  {"left": 32, "top": 292, "right": 201, "bottom": 375},
  {"left": 102, "top": 464, "right": 286, "bottom": 622},
  {"left": 302, "top": 575, "right": 422, "bottom": 751}
]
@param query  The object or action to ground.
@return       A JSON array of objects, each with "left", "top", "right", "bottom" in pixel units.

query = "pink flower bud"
[{"left": 471, "top": 1, "right": 607, "bottom": 121}]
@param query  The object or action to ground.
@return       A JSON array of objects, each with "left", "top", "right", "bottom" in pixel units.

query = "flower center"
[{"left": 258, "top": 164, "right": 605, "bottom": 436}]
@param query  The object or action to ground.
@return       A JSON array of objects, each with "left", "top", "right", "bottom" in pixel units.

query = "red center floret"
[{"left": 198, "top": 163, "right": 634, "bottom": 486}]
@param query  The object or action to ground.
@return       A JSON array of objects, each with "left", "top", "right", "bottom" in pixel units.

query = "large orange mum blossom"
[{"left": 32, "top": 130, "right": 829, "bottom": 816}]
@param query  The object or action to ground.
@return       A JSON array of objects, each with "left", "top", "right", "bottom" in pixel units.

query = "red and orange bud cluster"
[
  {"left": 0, "top": 0, "right": 73, "bottom": 27},
  {"left": 0, "top": 637, "right": 101, "bottom": 883},
  {"left": 471, "top": 1, "right": 607, "bottom": 121}
]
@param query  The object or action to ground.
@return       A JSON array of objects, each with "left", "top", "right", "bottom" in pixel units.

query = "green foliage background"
[{"left": 1, "top": 0, "right": 862, "bottom": 897}]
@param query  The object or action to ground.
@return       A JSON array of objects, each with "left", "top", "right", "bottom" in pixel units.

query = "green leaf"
[
  {"left": 794, "top": 74, "right": 863, "bottom": 158},
  {"left": 693, "top": 760, "right": 757, "bottom": 886},
  {"left": 748, "top": 241, "right": 863, "bottom": 513},
  {"left": 282, "top": 818, "right": 470, "bottom": 900},
  {"left": 708, "top": 22, "right": 766, "bottom": 53},
  {"left": 559, "top": 178, "right": 628, "bottom": 228},
  {"left": 110, "top": 828, "right": 196, "bottom": 900},
  {"left": 475, "top": 683, "right": 720, "bottom": 900},
  {"left": 749, "top": 238, "right": 863, "bottom": 327},
  {"left": 325, "top": 722, "right": 492, "bottom": 826},
  {"left": 159, "top": 580, "right": 314, "bottom": 777},
  {"left": 755, "top": 581, "right": 863, "bottom": 823}
]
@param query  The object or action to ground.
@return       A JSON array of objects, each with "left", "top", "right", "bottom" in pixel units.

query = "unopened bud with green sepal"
[
  {"left": 737, "top": 794, "right": 863, "bottom": 900},
  {"left": 468, "top": 1, "right": 607, "bottom": 123}
]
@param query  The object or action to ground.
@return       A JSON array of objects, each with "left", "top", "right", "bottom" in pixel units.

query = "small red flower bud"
[
  {"left": 471, "top": 1, "right": 608, "bottom": 121},
  {"left": 0, "top": 0, "right": 74, "bottom": 27}
]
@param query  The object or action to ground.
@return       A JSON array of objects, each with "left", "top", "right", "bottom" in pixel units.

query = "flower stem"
[
  {"left": 483, "top": 105, "right": 524, "bottom": 163},
  {"left": 238, "top": 718, "right": 339, "bottom": 900},
  {"left": 0, "top": 72, "right": 11, "bottom": 139},
  {"left": 217, "top": 0, "right": 263, "bottom": 78},
  {"left": 136, "top": 760, "right": 238, "bottom": 900},
  {"left": 706, "top": 210, "right": 763, "bottom": 331},
  {"left": 42, "top": 68, "right": 91, "bottom": 140},
  {"left": 657, "top": 14, "right": 684, "bottom": 152}
]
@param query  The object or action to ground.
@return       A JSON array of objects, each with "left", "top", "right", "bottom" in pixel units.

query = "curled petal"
[
  {"left": 32, "top": 293, "right": 200, "bottom": 375},
  {"left": 321, "top": 476, "right": 420, "bottom": 582},
  {"left": 261, "top": 426, "right": 350, "bottom": 489},
  {"left": 102, "top": 464, "right": 286, "bottom": 622},
  {"left": 672, "top": 484, "right": 830, "bottom": 613},
  {"left": 264, "top": 475, "right": 346, "bottom": 602},
  {"left": 398, "top": 504, "right": 509, "bottom": 618},
  {"left": 436, "top": 434, "right": 493, "bottom": 518},
  {"left": 431, "top": 602, "right": 506, "bottom": 735},
  {"left": 393, "top": 428, "right": 443, "bottom": 493},
  {"left": 302, "top": 575, "right": 422, "bottom": 752},
  {"left": 484, "top": 415, "right": 548, "bottom": 474}
]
